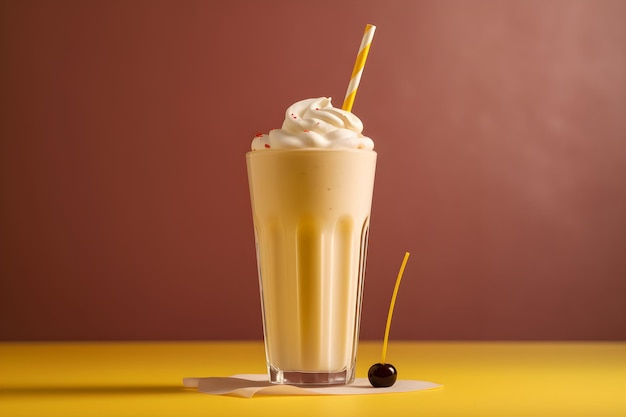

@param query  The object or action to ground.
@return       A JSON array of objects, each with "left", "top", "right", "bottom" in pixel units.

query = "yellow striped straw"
[{"left": 342, "top": 24, "right": 376, "bottom": 112}]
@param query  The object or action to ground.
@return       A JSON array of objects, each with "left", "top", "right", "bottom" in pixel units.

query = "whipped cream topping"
[{"left": 251, "top": 97, "right": 374, "bottom": 151}]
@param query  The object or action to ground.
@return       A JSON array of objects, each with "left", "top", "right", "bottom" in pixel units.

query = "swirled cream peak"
[{"left": 251, "top": 97, "right": 374, "bottom": 150}]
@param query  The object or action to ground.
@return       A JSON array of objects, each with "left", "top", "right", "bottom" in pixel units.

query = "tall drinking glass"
[{"left": 247, "top": 148, "right": 376, "bottom": 385}]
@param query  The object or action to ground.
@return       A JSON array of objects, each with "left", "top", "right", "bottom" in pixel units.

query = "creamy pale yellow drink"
[{"left": 247, "top": 97, "right": 376, "bottom": 385}]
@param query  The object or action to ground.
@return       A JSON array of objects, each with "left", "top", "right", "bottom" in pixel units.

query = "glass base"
[{"left": 269, "top": 365, "right": 355, "bottom": 385}]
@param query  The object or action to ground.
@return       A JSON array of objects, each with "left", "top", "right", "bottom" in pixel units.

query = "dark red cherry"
[{"left": 368, "top": 363, "right": 397, "bottom": 387}]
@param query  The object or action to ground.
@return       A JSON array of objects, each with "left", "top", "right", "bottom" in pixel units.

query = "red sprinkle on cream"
[
  {"left": 264, "top": 144, "right": 270, "bottom": 148},
  {"left": 255, "top": 132, "right": 263, "bottom": 138}
]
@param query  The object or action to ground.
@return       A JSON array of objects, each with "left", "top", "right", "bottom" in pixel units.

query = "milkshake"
[{"left": 247, "top": 97, "right": 376, "bottom": 385}]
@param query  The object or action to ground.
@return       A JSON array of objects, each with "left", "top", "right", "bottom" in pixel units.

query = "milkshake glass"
[{"left": 246, "top": 98, "right": 376, "bottom": 385}]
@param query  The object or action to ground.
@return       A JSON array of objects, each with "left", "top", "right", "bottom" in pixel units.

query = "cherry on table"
[
  {"left": 369, "top": 252, "right": 410, "bottom": 388},
  {"left": 368, "top": 362, "right": 397, "bottom": 387}
]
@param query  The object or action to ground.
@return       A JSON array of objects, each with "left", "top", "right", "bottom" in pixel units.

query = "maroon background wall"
[{"left": 1, "top": 0, "right": 625, "bottom": 341}]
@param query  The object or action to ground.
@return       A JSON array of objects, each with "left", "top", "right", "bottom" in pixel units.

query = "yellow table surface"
[{"left": 1, "top": 341, "right": 625, "bottom": 417}]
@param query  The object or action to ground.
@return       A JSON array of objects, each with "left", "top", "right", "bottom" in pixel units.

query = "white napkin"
[{"left": 183, "top": 374, "right": 441, "bottom": 398}]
